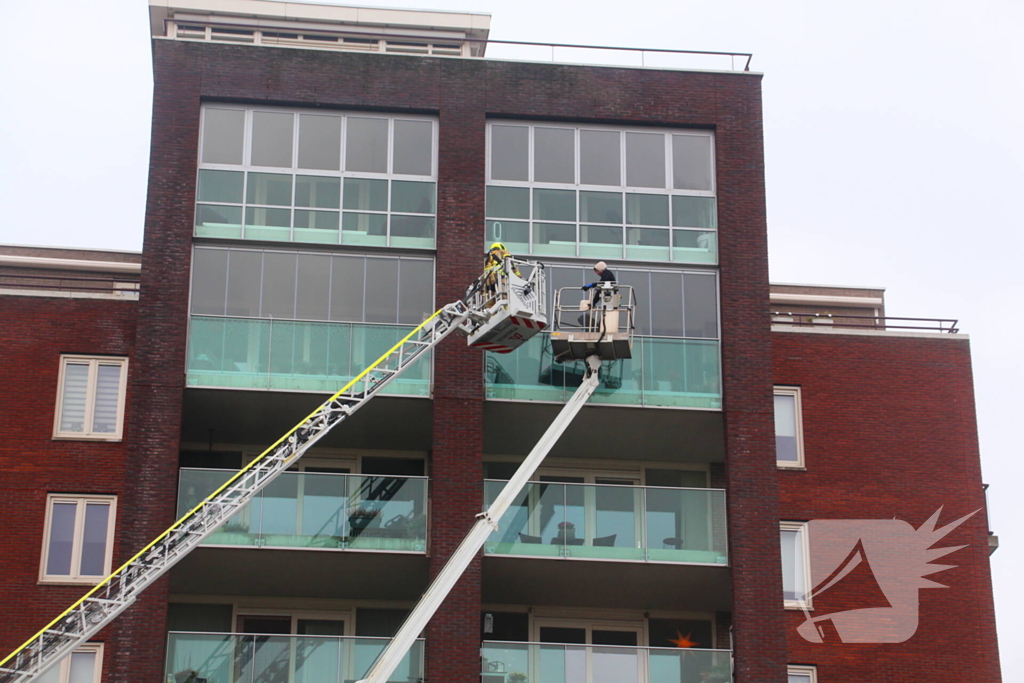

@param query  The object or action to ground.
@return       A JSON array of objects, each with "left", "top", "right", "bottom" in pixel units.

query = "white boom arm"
[{"left": 356, "top": 355, "right": 602, "bottom": 683}]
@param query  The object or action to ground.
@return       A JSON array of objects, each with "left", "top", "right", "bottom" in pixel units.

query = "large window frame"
[
  {"left": 774, "top": 386, "right": 805, "bottom": 469},
  {"left": 485, "top": 121, "right": 717, "bottom": 264},
  {"left": 37, "top": 643, "right": 104, "bottom": 683},
  {"left": 788, "top": 664, "right": 818, "bottom": 683},
  {"left": 39, "top": 495, "right": 117, "bottom": 585},
  {"left": 52, "top": 356, "right": 129, "bottom": 441},
  {"left": 196, "top": 106, "right": 438, "bottom": 248},
  {"left": 780, "top": 521, "right": 811, "bottom": 610}
]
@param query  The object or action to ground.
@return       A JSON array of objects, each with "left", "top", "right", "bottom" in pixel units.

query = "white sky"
[{"left": 1, "top": 0, "right": 1020, "bottom": 675}]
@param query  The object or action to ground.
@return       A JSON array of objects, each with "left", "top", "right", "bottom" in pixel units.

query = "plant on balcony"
[
  {"left": 221, "top": 521, "right": 249, "bottom": 534},
  {"left": 508, "top": 673, "right": 528, "bottom": 683},
  {"left": 348, "top": 503, "right": 383, "bottom": 532},
  {"left": 556, "top": 521, "right": 576, "bottom": 541}
]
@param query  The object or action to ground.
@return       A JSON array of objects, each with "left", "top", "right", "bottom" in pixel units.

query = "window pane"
[
  {"left": 490, "top": 125, "right": 528, "bottom": 181},
  {"left": 534, "top": 127, "right": 575, "bottom": 183},
  {"left": 251, "top": 111, "right": 294, "bottom": 168},
  {"left": 775, "top": 394, "right": 799, "bottom": 463},
  {"left": 684, "top": 272, "right": 718, "bottom": 338},
  {"left": 672, "top": 134, "right": 713, "bottom": 191},
  {"left": 261, "top": 252, "right": 297, "bottom": 319},
  {"left": 625, "top": 132, "right": 666, "bottom": 188},
  {"left": 69, "top": 651, "right": 98, "bottom": 683},
  {"left": 294, "top": 210, "right": 339, "bottom": 231},
  {"left": 91, "top": 365, "right": 121, "bottom": 434},
  {"left": 296, "top": 253, "right": 332, "bottom": 321},
  {"left": 343, "top": 178, "right": 387, "bottom": 211},
  {"left": 580, "top": 130, "right": 620, "bottom": 186},
  {"left": 197, "top": 170, "right": 243, "bottom": 203},
  {"left": 626, "top": 193, "right": 669, "bottom": 226},
  {"left": 533, "top": 189, "right": 576, "bottom": 222},
  {"left": 391, "top": 215, "right": 435, "bottom": 240},
  {"left": 342, "top": 213, "right": 388, "bottom": 244},
  {"left": 391, "top": 181, "right": 435, "bottom": 214},
  {"left": 59, "top": 363, "right": 89, "bottom": 433},
  {"left": 298, "top": 114, "right": 341, "bottom": 170},
  {"left": 364, "top": 258, "right": 399, "bottom": 323},
  {"left": 485, "top": 220, "right": 529, "bottom": 253},
  {"left": 79, "top": 503, "right": 109, "bottom": 576},
  {"left": 195, "top": 205, "right": 242, "bottom": 233},
  {"left": 191, "top": 248, "right": 228, "bottom": 315},
  {"left": 295, "top": 176, "right": 340, "bottom": 209},
  {"left": 788, "top": 674, "right": 811, "bottom": 683},
  {"left": 485, "top": 186, "right": 529, "bottom": 219},
  {"left": 532, "top": 223, "right": 576, "bottom": 256},
  {"left": 46, "top": 502, "right": 77, "bottom": 575},
  {"left": 625, "top": 227, "right": 670, "bottom": 261},
  {"left": 226, "top": 250, "right": 263, "bottom": 317},
  {"left": 330, "top": 255, "right": 365, "bottom": 322},
  {"left": 244, "top": 207, "right": 290, "bottom": 228},
  {"left": 579, "top": 191, "right": 622, "bottom": 224},
  {"left": 651, "top": 271, "right": 683, "bottom": 336},
  {"left": 580, "top": 225, "right": 623, "bottom": 259},
  {"left": 616, "top": 270, "right": 650, "bottom": 336},
  {"left": 398, "top": 259, "right": 434, "bottom": 324},
  {"left": 201, "top": 108, "right": 245, "bottom": 164},
  {"left": 346, "top": 117, "right": 389, "bottom": 173},
  {"left": 672, "top": 196, "right": 716, "bottom": 228},
  {"left": 392, "top": 119, "right": 433, "bottom": 176},
  {"left": 781, "top": 528, "right": 806, "bottom": 601},
  {"left": 246, "top": 173, "right": 292, "bottom": 206}
]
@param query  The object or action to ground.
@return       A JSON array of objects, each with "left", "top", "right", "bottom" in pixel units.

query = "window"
[
  {"left": 196, "top": 106, "right": 437, "bottom": 248},
  {"left": 36, "top": 643, "right": 103, "bottom": 683},
  {"left": 189, "top": 246, "right": 435, "bottom": 325},
  {"left": 53, "top": 356, "right": 128, "bottom": 440},
  {"left": 486, "top": 122, "right": 716, "bottom": 264},
  {"left": 774, "top": 386, "right": 804, "bottom": 468},
  {"left": 788, "top": 665, "right": 817, "bottom": 683},
  {"left": 780, "top": 521, "right": 810, "bottom": 609},
  {"left": 40, "top": 496, "right": 116, "bottom": 584}
]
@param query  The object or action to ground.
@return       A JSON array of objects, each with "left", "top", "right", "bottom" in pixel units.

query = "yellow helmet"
[{"left": 490, "top": 242, "right": 506, "bottom": 252}]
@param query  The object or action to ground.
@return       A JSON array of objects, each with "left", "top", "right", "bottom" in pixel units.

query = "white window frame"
[
  {"left": 774, "top": 386, "right": 805, "bottom": 469},
  {"left": 787, "top": 664, "right": 818, "bottom": 683},
  {"left": 41, "top": 643, "right": 104, "bottom": 683},
  {"left": 52, "top": 355, "right": 129, "bottom": 441},
  {"left": 780, "top": 521, "right": 812, "bottom": 610},
  {"left": 39, "top": 495, "right": 117, "bottom": 584}
]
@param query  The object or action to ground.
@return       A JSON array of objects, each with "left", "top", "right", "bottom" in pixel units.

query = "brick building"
[{"left": 0, "top": 1, "right": 1000, "bottom": 682}]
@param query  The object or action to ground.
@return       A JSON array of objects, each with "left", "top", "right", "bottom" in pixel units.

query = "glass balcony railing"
[
  {"left": 481, "top": 642, "right": 732, "bottom": 683},
  {"left": 187, "top": 317, "right": 429, "bottom": 395},
  {"left": 165, "top": 632, "right": 424, "bottom": 683},
  {"left": 484, "top": 335, "right": 721, "bottom": 409},
  {"left": 483, "top": 481, "right": 727, "bottom": 565},
  {"left": 178, "top": 469, "right": 428, "bottom": 552}
]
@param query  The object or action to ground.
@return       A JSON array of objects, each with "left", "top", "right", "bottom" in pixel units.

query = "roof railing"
[
  {"left": 771, "top": 312, "right": 960, "bottom": 334},
  {"left": 0, "top": 273, "right": 140, "bottom": 295}
]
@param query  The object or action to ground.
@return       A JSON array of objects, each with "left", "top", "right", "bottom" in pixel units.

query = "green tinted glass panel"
[
  {"left": 671, "top": 195, "right": 716, "bottom": 228},
  {"left": 294, "top": 210, "right": 339, "bottom": 230},
  {"left": 485, "top": 220, "right": 529, "bottom": 253},
  {"left": 626, "top": 193, "right": 669, "bottom": 226},
  {"left": 391, "top": 181, "right": 436, "bottom": 214},
  {"left": 246, "top": 173, "right": 292, "bottom": 206},
  {"left": 295, "top": 176, "right": 340, "bottom": 209},
  {"left": 197, "top": 170, "right": 243, "bottom": 203},
  {"left": 579, "top": 191, "right": 622, "bottom": 224},
  {"left": 343, "top": 178, "right": 388, "bottom": 211},
  {"left": 486, "top": 186, "right": 530, "bottom": 219},
  {"left": 533, "top": 189, "right": 576, "bottom": 222}
]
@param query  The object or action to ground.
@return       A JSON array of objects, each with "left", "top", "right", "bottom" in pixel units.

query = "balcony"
[
  {"left": 483, "top": 481, "right": 727, "bottom": 565},
  {"left": 177, "top": 469, "right": 428, "bottom": 553},
  {"left": 186, "top": 317, "right": 429, "bottom": 395},
  {"left": 481, "top": 642, "right": 732, "bottom": 683},
  {"left": 485, "top": 335, "right": 721, "bottom": 410},
  {"left": 165, "top": 632, "right": 424, "bottom": 683}
]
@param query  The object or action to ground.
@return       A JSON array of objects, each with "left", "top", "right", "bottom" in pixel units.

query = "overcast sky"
[{"left": 1, "top": 0, "right": 1020, "bottom": 675}]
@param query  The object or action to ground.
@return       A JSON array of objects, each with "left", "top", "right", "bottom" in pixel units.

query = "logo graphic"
[{"left": 796, "top": 508, "right": 977, "bottom": 644}]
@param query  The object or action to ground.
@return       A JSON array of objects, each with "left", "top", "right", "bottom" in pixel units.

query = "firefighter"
[{"left": 483, "top": 242, "right": 520, "bottom": 296}]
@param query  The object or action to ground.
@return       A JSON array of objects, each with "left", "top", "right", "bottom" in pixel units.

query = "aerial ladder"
[{"left": 0, "top": 257, "right": 635, "bottom": 683}]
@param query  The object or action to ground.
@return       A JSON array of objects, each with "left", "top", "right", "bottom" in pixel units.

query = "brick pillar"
[
  {"left": 109, "top": 42, "right": 202, "bottom": 683},
  {"left": 425, "top": 58, "right": 487, "bottom": 683}
]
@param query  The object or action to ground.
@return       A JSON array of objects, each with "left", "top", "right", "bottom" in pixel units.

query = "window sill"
[
  {"left": 776, "top": 463, "right": 806, "bottom": 471},
  {"left": 52, "top": 434, "right": 124, "bottom": 443},
  {"left": 39, "top": 577, "right": 106, "bottom": 586},
  {"left": 784, "top": 601, "right": 812, "bottom": 611}
]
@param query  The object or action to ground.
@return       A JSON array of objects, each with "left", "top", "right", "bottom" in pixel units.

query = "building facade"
[{"left": 0, "top": 2, "right": 1000, "bottom": 682}]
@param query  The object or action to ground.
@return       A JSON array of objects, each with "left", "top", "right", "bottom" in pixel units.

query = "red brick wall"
[
  {"left": 0, "top": 294, "right": 136, "bottom": 680},
  {"left": 129, "top": 40, "right": 779, "bottom": 682},
  {"left": 774, "top": 329, "right": 1001, "bottom": 681}
]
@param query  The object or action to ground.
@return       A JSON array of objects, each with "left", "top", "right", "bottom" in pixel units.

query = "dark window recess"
[
  {"left": 360, "top": 457, "right": 424, "bottom": 476},
  {"left": 303, "top": 34, "right": 338, "bottom": 42},
  {"left": 356, "top": 608, "right": 409, "bottom": 637},
  {"left": 179, "top": 450, "right": 243, "bottom": 469},
  {"left": 484, "top": 462, "right": 520, "bottom": 480},
  {"left": 645, "top": 469, "right": 707, "bottom": 488},
  {"left": 179, "top": 25, "right": 206, "bottom": 32},
  {"left": 538, "top": 626, "right": 587, "bottom": 644},
  {"left": 238, "top": 615, "right": 291, "bottom": 634},
  {"left": 263, "top": 32, "right": 299, "bottom": 39},
  {"left": 648, "top": 618, "right": 713, "bottom": 649},
  {"left": 167, "top": 603, "right": 233, "bottom": 632},
  {"left": 482, "top": 612, "right": 529, "bottom": 641},
  {"left": 214, "top": 28, "right": 254, "bottom": 36}
]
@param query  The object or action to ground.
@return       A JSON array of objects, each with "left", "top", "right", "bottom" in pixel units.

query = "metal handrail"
[{"left": 771, "top": 312, "right": 960, "bottom": 333}]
